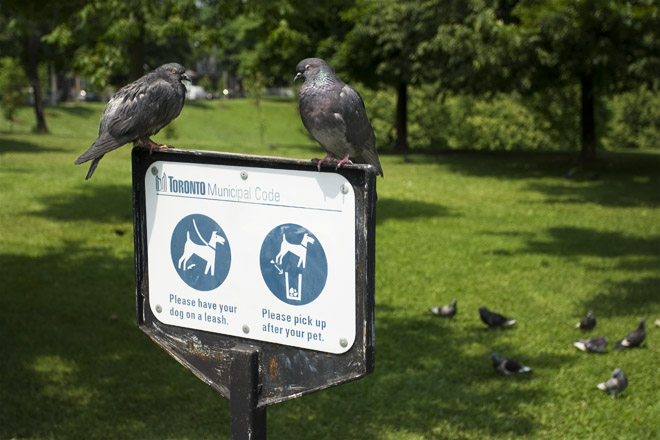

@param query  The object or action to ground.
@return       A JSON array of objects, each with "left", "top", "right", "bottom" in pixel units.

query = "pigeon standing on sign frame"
[
  {"left": 294, "top": 58, "right": 384, "bottom": 177},
  {"left": 75, "top": 63, "right": 190, "bottom": 179}
]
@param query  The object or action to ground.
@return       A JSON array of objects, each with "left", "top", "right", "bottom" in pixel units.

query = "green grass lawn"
[{"left": 1, "top": 99, "right": 659, "bottom": 439}]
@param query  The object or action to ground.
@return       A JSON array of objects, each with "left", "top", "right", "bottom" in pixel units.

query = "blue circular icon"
[
  {"left": 260, "top": 224, "right": 327, "bottom": 306},
  {"left": 170, "top": 214, "right": 231, "bottom": 291}
]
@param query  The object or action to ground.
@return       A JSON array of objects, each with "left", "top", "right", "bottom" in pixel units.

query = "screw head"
[
  {"left": 242, "top": 325, "right": 250, "bottom": 334},
  {"left": 341, "top": 183, "right": 350, "bottom": 194},
  {"left": 155, "top": 304, "right": 162, "bottom": 313},
  {"left": 339, "top": 338, "right": 348, "bottom": 348},
  {"left": 240, "top": 170, "right": 248, "bottom": 180},
  {"left": 151, "top": 166, "right": 159, "bottom": 176}
]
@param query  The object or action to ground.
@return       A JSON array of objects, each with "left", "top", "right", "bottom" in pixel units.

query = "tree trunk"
[
  {"left": 128, "top": 12, "right": 146, "bottom": 82},
  {"left": 25, "top": 29, "right": 48, "bottom": 133},
  {"left": 395, "top": 82, "right": 410, "bottom": 152},
  {"left": 579, "top": 74, "right": 596, "bottom": 163}
]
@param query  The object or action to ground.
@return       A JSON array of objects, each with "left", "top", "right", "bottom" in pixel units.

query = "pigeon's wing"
[
  {"left": 489, "top": 311, "right": 507, "bottom": 326},
  {"left": 336, "top": 84, "right": 383, "bottom": 174},
  {"left": 337, "top": 84, "right": 375, "bottom": 149},
  {"left": 504, "top": 358, "right": 524, "bottom": 373},
  {"left": 76, "top": 77, "right": 183, "bottom": 164},
  {"left": 626, "top": 328, "right": 645, "bottom": 346}
]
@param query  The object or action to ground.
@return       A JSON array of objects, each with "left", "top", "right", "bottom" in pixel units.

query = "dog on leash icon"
[
  {"left": 170, "top": 214, "right": 231, "bottom": 291},
  {"left": 260, "top": 224, "right": 327, "bottom": 306}
]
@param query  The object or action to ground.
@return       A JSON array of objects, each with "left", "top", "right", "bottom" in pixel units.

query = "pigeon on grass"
[
  {"left": 576, "top": 311, "right": 596, "bottom": 330},
  {"left": 75, "top": 63, "right": 189, "bottom": 179},
  {"left": 490, "top": 352, "right": 531, "bottom": 375},
  {"left": 597, "top": 368, "right": 627, "bottom": 398},
  {"left": 479, "top": 306, "right": 516, "bottom": 329},
  {"left": 294, "top": 58, "right": 383, "bottom": 176},
  {"left": 614, "top": 319, "right": 646, "bottom": 350},
  {"left": 429, "top": 299, "right": 457, "bottom": 318},
  {"left": 574, "top": 336, "right": 608, "bottom": 353}
]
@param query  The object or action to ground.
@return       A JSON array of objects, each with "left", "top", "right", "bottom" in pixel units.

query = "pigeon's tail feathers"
[
  {"left": 519, "top": 365, "right": 532, "bottom": 373},
  {"left": 597, "top": 382, "right": 607, "bottom": 391},
  {"left": 575, "top": 322, "right": 581, "bottom": 328},
  {"left": 574, "top": 341, "right": 587, "bottom": 352},
  {"left": 84, "top": 157, "right": 102, "bottom": 180},
  {"left": 429, "top": 307, "right": 440, "bottom": 315},
  {"left": 614, "top": 339, "right": 628, "bottom": 350},
  {"left": 503, "top": 319, "right": 517, "bottom": 327},
  {"left": 361, "top": 149, "right": 383, "bottom": 177},
  {"left": 75, "top": 134, "right": 123, "bottom": 165}
]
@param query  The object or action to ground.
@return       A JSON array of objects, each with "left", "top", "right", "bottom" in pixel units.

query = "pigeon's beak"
[
  {"left": 181, "top": 73, "right": 191, "bottom": 83},
  {"left": 293, "top": 72, "right": 303, "bottom": 82}
]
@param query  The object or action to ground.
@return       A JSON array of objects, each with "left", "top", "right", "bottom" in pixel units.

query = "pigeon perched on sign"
[
  {"left": 479, "top": 306, "right": 516, "bottom": 329},
  {"left": 490, "top": 352, "right": 531, "bottom": 375},
  {"left": 294, "top": 58, "right": 383, "bottom": 176},
  {"left": 597, "top": 368, "right": 627, "bottom": 398},
  {"left": 614, "top": 319, "right": 646, "bottom": 350},
  {"left": 75, "top": 63, "right": 190, "bottom": 179},
  {"left": 574, "top": 336, "right": 608, "bottom": 353},
  {"left": 576, "top": 311, "right": 597, "bottom": 330},
  {"left": 429, "top": 299, "right": 457, "bottom": 318}
]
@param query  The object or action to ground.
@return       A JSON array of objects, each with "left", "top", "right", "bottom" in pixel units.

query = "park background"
[{"left": 1, "top": 1, "right": 659, "bottom": 439}]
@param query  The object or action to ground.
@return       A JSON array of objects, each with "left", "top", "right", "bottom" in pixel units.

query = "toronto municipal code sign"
[{"left": 143, "top": 157, "right": 356, "bottom": 353}]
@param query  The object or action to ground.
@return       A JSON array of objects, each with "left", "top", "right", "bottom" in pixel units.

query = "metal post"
[{"left": 230, "top": 346, "right": 266, "bottom": 440}]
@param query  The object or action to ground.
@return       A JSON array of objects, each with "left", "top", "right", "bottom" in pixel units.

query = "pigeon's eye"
[
  {"left": 305, "top": 65, "right": 311, "bottom": 71},
  {"left": 171, "top": 68, "right": 177, "bottom": 73}
]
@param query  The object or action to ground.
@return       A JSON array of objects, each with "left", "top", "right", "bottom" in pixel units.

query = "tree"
[
  {"left": 1, "top": 0, "right": 85, "bottom": 132},
  {"left": 0, "top": 57, "right": 29, "bottom": 131},
  {"left": 334, "top": 0, "right": 520, "bottom": 151},
  {"left": 60, "top": 0, "right": 202, "bottom": 87},
  {"left": 512, "top": 0, "right": 660, "bottom": 162},
  {"left": 334, "top": 1, "right": 439, "bottom": 151}
]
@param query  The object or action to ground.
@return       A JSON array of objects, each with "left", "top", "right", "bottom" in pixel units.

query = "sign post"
[{"left": 132, "top": 147, "right": 376, "bottom": 438}]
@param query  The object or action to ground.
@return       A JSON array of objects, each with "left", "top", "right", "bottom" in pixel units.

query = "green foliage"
[
  {"left": 360, "top": 87, "right": 566, "bottom": 152},
  {"left": 1, "top": 102, "right": 659, "bottom": 439},
  {"left": 0, "top": 57, "right": 28, "bottom": 130},
  {"left": 605, "top": 87, "right": 660, "bottom": 150},
  {"left": 197, "top": 76, "right": 214, "bottom": 93}
]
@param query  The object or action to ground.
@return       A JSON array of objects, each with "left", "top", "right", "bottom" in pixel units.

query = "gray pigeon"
[
  {"left": 490, "top": 352, "right": 531, "bottom": 375},
  {"left": 294, "top": 58, "right": 383, "bottom": 176},
  {"left": 614, "top": 319, "right": 646, "bottom": 350},
  {"left": 75, "top": 63, "right": 189, "bottom": 179},
  {"left": 597, "top": 368, "right": 627, "bottom": 398},
  {"left": 429, "top": 299, "right": 457, "bottom": 318},
  {"left": 479, "top": 306, "right": 516, "bottom": 329},
  {"left": 576, "top": 311, "right": 596, "bottom": 330},
  {"left": 574, "top": 336, "right": 608, "bottom": 353}
]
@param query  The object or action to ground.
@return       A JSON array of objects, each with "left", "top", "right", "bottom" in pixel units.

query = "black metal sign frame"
[{"left": 132, "top": 146, "right": 376, "bottom": 437}]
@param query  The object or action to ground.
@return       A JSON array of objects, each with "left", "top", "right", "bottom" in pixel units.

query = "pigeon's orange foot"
[
  {"left": 313, "top": 153, "right": 336, "bottom": 171},
  {"left": 142, "top": 138, "right": 173, "bottom": 154},
  {"left": 335, "top": 154, "right": 353, "bottom": 169}
]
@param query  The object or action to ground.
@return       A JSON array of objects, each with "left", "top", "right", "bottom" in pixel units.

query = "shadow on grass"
[
  {"left": 33, "top": 184, "right": 133, "bottom": 224},
  {"left": 271, "top": 312, "right": 574, "bottom": 439},
  {"left": 524, "top": 177, "right": 660, "bottom": 208},
  {"left": 46, "top": 104, "right": 97, "bottom": 118},
  {"left": 376, "top": 197, "right": 457, "bottom": 225},
  {"left": 583, "top": 276, "right": 660, "bottom": 318},
  {"left": 0, "top": 136, "right": 66, "bottom": 155},
  {"left": 0, "top": 242, "right": 232, "bottom": 440},
  {"left": 484, "top": 226, "right": 660, "bottom": 272},
  {"left": 518, "top": 227, "right": 660, "bottom": 260},
  {"left": 400, "top": 150, "right": 660, "bottom": 208}
]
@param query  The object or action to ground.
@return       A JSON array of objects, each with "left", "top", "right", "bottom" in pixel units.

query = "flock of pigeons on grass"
[{"left": 429, "top": 299, "right": 651, "bottom": 398}]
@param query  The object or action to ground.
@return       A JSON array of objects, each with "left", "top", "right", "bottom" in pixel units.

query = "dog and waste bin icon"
[{"left": 170, "top": 214, "right": 327, "bottom": 304}]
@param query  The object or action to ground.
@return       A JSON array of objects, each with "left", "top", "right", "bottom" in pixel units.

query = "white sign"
[{"left": 144, "top": 161, "right": 356, "bottom": 354}]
